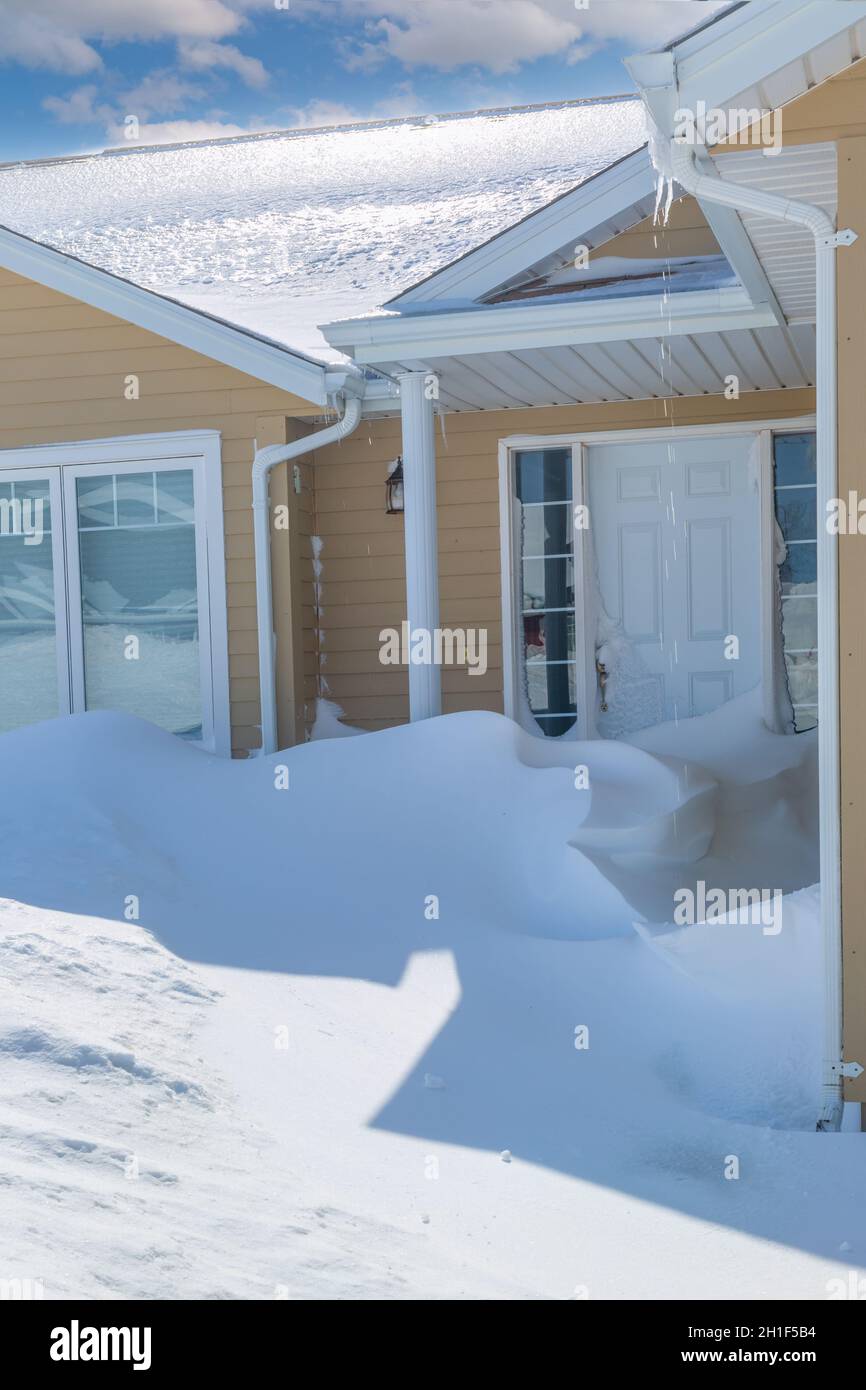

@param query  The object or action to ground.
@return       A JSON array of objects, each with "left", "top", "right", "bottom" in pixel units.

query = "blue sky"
[{"left": 0, "top": 1, "right": 728, "bottom": 162}]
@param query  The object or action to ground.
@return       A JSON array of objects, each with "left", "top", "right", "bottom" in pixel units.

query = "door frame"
[
  {"left": 498, "top": 416, "right": 817, "bottom": 740},
  {"left": 0, "top": 430, "right": 230, "bottom": 756}
]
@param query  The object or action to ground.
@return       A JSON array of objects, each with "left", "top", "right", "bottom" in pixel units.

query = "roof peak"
[{"left": 0, "top": 94, "right": 639, "bottom": 173}]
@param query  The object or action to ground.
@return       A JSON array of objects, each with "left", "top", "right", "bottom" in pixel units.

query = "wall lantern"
[{"left": 386, "top": 456, "right": 404, "bottom": 513}]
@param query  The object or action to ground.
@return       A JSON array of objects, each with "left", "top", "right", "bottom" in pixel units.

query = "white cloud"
[
  {"left": 178, "top": 38, "right": 269, "bottom": 88},
  {"left": 287, "top": 81, "right": 423, "bottom": 129},
  {"left": 0, "top": 0, "right": 246, "bottom": 73},
  {"left": 298, "top": 0, "right": 729, "bottom": 76}
]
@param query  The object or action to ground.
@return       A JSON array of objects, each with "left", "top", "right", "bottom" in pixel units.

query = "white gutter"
[
  {"left": 252, "top": 393, "right": 363, "bottom": 755},
  {"left": 655, "top": 125, "right": 852, "bottom": 1130}
]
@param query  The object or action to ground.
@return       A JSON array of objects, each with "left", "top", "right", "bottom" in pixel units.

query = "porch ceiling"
[
  {"left": 369, "top": 321, "right": 816, "bottom": 413},
  {"left": 707, "top": 142, "right": 837, "bottom": 322}
]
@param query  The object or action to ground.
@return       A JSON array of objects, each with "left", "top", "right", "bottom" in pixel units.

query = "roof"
[
  {"left": 0, "top": 221, "right": 352, "bottom": 407},
  {"left": 0, "top": 98, "right": 646, "bottom": 364}
]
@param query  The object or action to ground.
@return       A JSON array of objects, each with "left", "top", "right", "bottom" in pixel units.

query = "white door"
[{"left": 587, "top": 434, "right": 761, "bottom": 737}]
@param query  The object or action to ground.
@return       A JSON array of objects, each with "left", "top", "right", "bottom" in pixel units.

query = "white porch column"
[{"left": 398, "top": 371, "right": 441, "bottom": 720}]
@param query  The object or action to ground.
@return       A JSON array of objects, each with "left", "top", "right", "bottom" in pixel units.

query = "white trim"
[
  {"left": 0, "top": 225, "right": 335, "bottom": 407},
  {"left": 668, "top": 0, "right": 866, "bottom": 126},
  {"left": 0, "top": 429, "right": 231, "bottom": 756},
  {"left": 326, "top": 287, "right": 775, "bottom": 364},
  {"left": 499, "top": 417, "right": 817, "bottom": 741},
  {"left": 389, "top": 146, "right": 656, "bottom": 309}
]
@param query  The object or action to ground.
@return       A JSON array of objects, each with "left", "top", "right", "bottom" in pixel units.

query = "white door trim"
[
  {"left": 499, "top": 417, "right": 817, "bottom": 738},
  {"left": 0, "top": 430, "right": 230, "bottom": 756}
]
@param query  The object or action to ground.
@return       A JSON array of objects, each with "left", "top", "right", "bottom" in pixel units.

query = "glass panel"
[
  {"left": 0, "top": 478, "right": 59, "bottom": 734},
  {"left": 75, "top": 469, "right": 202, "bottom": 739},
  {"left": 521, "top": 502, "right": 572, "bottom": 558},
  {"left": 774, "top": 432, "right": 816, "bottom": 487},
  {"left": 785, "top": 650, "right": 818, "bottom": 709},
  {"left": 526, "top": 661, "right": 576, "bottom": 717},
  {"left": 515, "top": 448, "right": 572, "bottom": 504},
  {"left": 781, "top": 596, "right": 818, "bottom": 654},
  {"left": 522, "top": 557, "right": 574, "bottom": 613},
  {"left": 774, "top": 486, "right": 816, "bottom": 542},
  {"left": 76, "top": 474, "right": 115, "bottom": 528},
  {"left": 157, "top": 470, "right": 195, "bottom": 526},
  {"left": 773, "top": 431, "right": 818, "bottom": 732},
  {"left": 116, "top": 472, "right": 157, "bottom": 527},
  {"left": 780, "top": 542, "right": 816, "bottom": 594},
  {"left": 523, "top": 611, "right": 575, "bottom": 666}
]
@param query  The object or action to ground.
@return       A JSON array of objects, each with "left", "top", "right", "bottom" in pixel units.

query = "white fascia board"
[
  {"left": 637, "top": 0, "right": 866, "bottom": 134},
  {"left": 389, "top": 147, "right": 656, "bottom": 309},
  {"left": 0, "top": 225, "right": 335, "bottom": 407},
  {"left": 325, "top": 287, "right": 776, "bottom": 364}
]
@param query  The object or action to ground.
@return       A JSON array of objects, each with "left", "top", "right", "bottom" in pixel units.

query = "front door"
[{"left": 587, "top": 434, "right": 761, "bottom": 737}]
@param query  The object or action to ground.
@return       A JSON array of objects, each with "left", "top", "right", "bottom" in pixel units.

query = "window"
[
  {"left": 0, "top": 434, "right": 228, "bottom": 752},
  {"left": 71, "top": 469, "right": 202, "bottom": 739},
  {"left": 773, "top": 431, "right": 817, "bottom": 732},
  {"left": 514, "top": 447, "right": 577, "bottom": 737}
]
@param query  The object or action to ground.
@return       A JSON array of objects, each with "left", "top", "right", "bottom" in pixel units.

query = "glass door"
[
  {"left": 63, "top": 459, "right": 215, "bottom": 743},
  {"left": 0, "top": 468, "right": 69, "bottom": 734}
]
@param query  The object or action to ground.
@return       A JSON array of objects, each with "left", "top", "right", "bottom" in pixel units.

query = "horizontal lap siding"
[
  {"left": 0, "top": 268, "right": 319, "bottom": 756},
  {"left": 311, "top": 387, "right": 815, "bottom": 732}
]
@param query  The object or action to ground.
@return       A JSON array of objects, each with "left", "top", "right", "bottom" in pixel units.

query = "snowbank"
[{"left": 1, "top": 705, "right": 861, "bottom": 1300}]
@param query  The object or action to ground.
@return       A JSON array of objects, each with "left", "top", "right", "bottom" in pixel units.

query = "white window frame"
[
  {"left": 0, "top": 430, "right": 230, "bottom": 756},
  {"left": 498, "top": 416, "right": 817, "bottom": 741}
]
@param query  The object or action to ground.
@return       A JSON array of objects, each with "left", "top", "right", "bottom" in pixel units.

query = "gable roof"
[
  {"left": 0, "top": 222, "right": 351, "bottom": 407},
  {"left": 0, "top": 98, "right": 646, "bottom": 364}
]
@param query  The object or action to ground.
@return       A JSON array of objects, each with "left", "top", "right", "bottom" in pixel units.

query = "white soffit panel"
[{"left": 709, "top": 143, "right": 837, "bottom": 320}]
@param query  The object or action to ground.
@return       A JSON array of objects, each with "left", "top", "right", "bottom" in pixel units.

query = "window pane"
[
  {"left": 774, "top": 486, "right": 816, "bottom": 542},
  {"left": 116, "top": 472, "right": 157, "bottom": 527},
  {"left": 515, "top": 448, "right": 572, "bottom": 503},
  {"left": 522, "top": 557, "right": 574, "bottom": 612},
  {"left": 157, "top": 470, "right": 195, "bottom": 525},
  {"left": 76, "top": 469, "right": 202, "bottom": 739},
  {"left": 781, "top": 596, "right": 818, "bottom": 653},
  {"left": 76, "top": 474, "right": 115, "bottom": 528},
  {"left": 523, "top": 610, "right": 575, "bottom": 666},
  {"left": 773, "top": 431, "right": 818, "bottom": 732},
  {"left": 774, "top": 432, "right": 816, "bottom": 487},
  {"left": 780, "top": 542, "right": 816, "bottom": 594},
  {"left": 0, "top": 479, "right": 59, "bottom": 733},
  {"left": 521, "top": 503, "right": 572, "bottom": 558}
]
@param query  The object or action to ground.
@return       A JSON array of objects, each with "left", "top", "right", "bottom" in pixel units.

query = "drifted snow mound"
[{"left": 0, "top": 708, "right": 719, "bottom": 949}]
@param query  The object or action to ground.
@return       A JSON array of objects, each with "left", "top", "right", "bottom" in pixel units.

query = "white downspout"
[
  {"left": 252, "top": 393, "right": 363, "bottom": 755},
  {"left": 666, "top": 137, "right": 849, "bottom": 1131}
]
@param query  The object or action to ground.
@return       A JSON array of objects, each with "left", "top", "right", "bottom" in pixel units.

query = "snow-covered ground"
[
  {"left": 1, "top": 699, "right": 863, "bottom": 1300},
  {"left": 0, "top": 100, "right": 645, "bottom": 359}
]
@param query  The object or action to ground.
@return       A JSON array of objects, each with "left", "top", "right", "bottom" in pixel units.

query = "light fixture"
[{"left": 386, "top": 456, "right": 404, "bottom": 513}]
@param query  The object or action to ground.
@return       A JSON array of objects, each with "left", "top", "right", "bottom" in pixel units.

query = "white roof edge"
[
  {"left": 388, "top": 143, "right": 653, "bottom": 310},
  {"left": 324, "top": 286, "right": 776, "bottom": 362},
  {"left": 0, "top": 223, "right": 346, "bottom": 407},
  {"left": 630, "top": 0, "right": 866, "bottom": 131}
]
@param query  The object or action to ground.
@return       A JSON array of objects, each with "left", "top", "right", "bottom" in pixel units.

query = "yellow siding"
[
  {"left": 312, "top": 389, "right": 815, "bottom": 731},
  {"left": 589, "top": 196, "right": 720, "bottom": 263},
  {"left": 0, "top": 266, "right": 319, "bottom": 756}
]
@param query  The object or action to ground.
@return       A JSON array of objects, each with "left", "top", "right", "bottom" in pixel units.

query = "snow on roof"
[
  {"left": 0, "top": 99, "right": 646, "bottom": 363},
  {"left": 483, "top": 253, "right": 738, "bottom": 306}
]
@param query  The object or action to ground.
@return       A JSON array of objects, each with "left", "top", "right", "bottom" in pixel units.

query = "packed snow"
[
  {"left": 1, "top": 695, "right": 864, "bottom": 1301},
  {"left": 0, "top": 100, "right": 645, "bottom": 360}
]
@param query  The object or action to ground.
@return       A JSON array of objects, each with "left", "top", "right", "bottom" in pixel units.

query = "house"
[{"left": 0, "top": 0, "right": 864, "bottom": 1126}]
